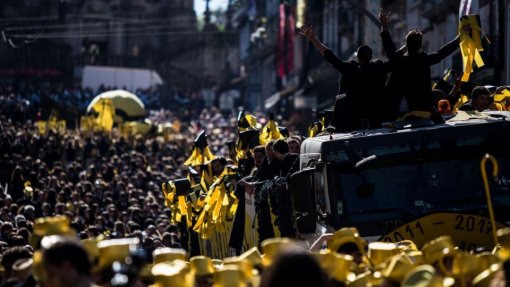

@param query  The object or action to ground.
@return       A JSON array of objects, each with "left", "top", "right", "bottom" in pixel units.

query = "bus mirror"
[{"left": 290, "top": 168, "right": 315, "bottom": 213}]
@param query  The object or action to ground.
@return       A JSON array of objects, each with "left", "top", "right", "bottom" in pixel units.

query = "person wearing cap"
[
  {"left": 379, "top": 9, "right": 461, "bottom": 121},
  {"left": 1, "top": 246, "right": 33, "bottom": 286},
  {"left": 42, "top": 240, "right": 95, "bottom": 287},
  {"left": 300, "top": 24, "right": 395, "bottom": 132},
  {"left": 190, "top": 256, "right": 215, "bottom": 287},
  {"left": 310, "top": 228, "right": 367, "bottom": 265},
  {"left": 260, "top": 246, "right": 326, "bottom": 287}
]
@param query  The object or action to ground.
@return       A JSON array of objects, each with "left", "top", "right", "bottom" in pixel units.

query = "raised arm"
[
  {"left": 379, "top": 9, "right": 398, "bottom": 59},
  {"left": 300, "top": 25, "right": 327, "bottom": 55},
  {"left": 446, "top": 72, "right": 462, "bottom": 105},
  {"left": 426, "top": 35, "right": 460, "bottom": 65},
  {"left": 300, "top": 25, "right": 347, "bottom": 72}
]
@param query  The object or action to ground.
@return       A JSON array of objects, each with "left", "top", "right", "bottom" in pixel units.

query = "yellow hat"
[
  {"left": 318, "top": 251, "right": 356, "bottom": 283},
  {"left": 151, "top": 260, "right": 191, "bottom": 287},
  {"left": 24, "top": 185, "right": 33, "bottom": 198},
  {"left": 30, "top": 216, "right": 76, "bottom": 247},
  {"left": 496, "top": 227, "right": 510, "bottom": 260},
  {"left": 190, "top": 256, "right": 214, "bottom": 276},
  {"left": 382, "top": 254, "right": 416, "bottom": 283},
  {"left": 328, "top": 227, "right": 367, "bottom": 253},
  {"left": 397, "top": 240, "right": 418, "bottom": 252},
  {"left": 472, "top": 263, "right": 501, "bottom": 287},
  {"left": 368, "top": 242, "right": 400, "bottom": 266},
  {"left": 261, "top": 237, "right": 296, "bottom": 266},
  {"left": 476, "top": 252, "right": 501, "bottom": 269},
  {"left": 95, "top": 238, "right": 139, "bottom": 273},
  {"left": 349, "top": 270, "right": 383, "bottom": 287},
  {"left": 211, "top": 259, "right": 223, "bottom": 269},
  {"left": 405, "top": 250, "right": 424, "bottom": 264},
  {"left": 12, "top": 258, "right": 33, "bottom": 280},
  {"left": 40, "top": 235, "right": 70, "bottom": 249},
  {"left": 238, "top": 247, "right": 263, "bottom": 267},
  {"left": 450, "top": 251, "right": 487, "bottom": 280},
  {"left": 213, "top": 265, "right": 246, "bottom": 287},
  {"left": 401, "top": 265, "right": 454, "bottom": 287},
  {"left": 81, "top": 237, "right": 101, "bottom": 262},
  {"left": 223, "top": 257, "right": 255, "bottom": 280},
  {"left": 32, "top": 251, "right": 44, "bottom": 282},
  {"left": 33, "top": 216, "right": 72, "bottom": 236},
  {"left": 153, "top": 247, "right": 188, "bottom": 264},
  {"left": 421, "top": 236, "right": 457, "bottom": 266}
]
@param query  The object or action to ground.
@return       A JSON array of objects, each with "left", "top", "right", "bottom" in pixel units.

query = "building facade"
[
  {"left": 0, "top": 0, "right": 240, "bottom": 94},
  {"left": 234, "top": 0, "right": 508, "bottom": 119}
]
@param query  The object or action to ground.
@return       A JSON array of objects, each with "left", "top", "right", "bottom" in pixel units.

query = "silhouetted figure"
[
  {"left": 301, "top": 25, "right": 398, "bottom": 131},
  {"left": 260, "top": 247, "right": 326, "bottom": 287},
  {"left": 379, "top": 9, "right": 460, "bottom": 120}
]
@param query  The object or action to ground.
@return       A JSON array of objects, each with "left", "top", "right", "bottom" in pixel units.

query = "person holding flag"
[{"left": 378, "top": 9, "right": 463, "bottom": 121}]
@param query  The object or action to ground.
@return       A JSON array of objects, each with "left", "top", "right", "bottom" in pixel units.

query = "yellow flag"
[
  {"left": 80, "top": 116, "right": 94, "bottom": 132},
  {"left": 494, "top": 89, "right": 510, "bottom": 102},
  {"left": 458, "top": 15, "right": 487, "bottom": 82},
  {"left": 259, "top": 120, "right": 283, "bottom": 145},
  {"left": 35, "top": 121, "right": 47, "bottom": 135},
  {"left": 95, "top": 99, "right": 115, "bottom": 131},
  {"left": 453, "top": 94, "right": 469, "bottom": 113},
  {"left": 48, "top": 111, "right": 59, "bottom": 132},
  {"left": 57, "top": 120, "right": 66, "bottom": 134}
]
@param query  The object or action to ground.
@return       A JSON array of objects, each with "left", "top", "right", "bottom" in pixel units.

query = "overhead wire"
[
  {"left": 9, "top": 30, "right": 238, "bottom": 39},
  {"left": 3, "top": 16, "right": 201, "bottom": 31},
  {"left": 0, "top": 3, "right": 224, "bottom": 45}
]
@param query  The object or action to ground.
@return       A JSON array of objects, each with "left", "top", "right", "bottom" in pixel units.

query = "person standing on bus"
[
  {"left": 378, "top": 9, "right": 461, "bottom": 120},
  {"left": 300, "top": 25, "right": 398, "bottom": 131}
]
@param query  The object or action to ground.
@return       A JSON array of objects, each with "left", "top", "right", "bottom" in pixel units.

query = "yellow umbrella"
[{"left": 87, "top": 90, "right": 146, "bottom": 119}]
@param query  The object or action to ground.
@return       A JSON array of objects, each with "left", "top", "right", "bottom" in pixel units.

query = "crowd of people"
[
  {"left": 0, "top": 7, "right": 510, "bottom": 287},
  {"left": 0, "top": 79, "right": 308, "bottom": 286}
]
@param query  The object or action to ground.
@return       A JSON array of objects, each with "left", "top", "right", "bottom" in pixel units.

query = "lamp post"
[{"left": 204, "top": 0, "right": 211, "bottom": 26}]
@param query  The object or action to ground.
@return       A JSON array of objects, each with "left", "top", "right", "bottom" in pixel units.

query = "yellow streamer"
[
  {"left": 458, "top": 15, "right": 487, "bottom": 82},
  {"left": 260, "top": 120, "right": 284, "bottom": 145}
]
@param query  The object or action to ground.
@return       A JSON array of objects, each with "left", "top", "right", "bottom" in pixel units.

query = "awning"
[{"left": 264, "top": 85, "right": 298, "bottom": 110}]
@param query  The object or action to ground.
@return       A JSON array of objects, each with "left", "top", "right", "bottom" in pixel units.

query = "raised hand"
[
  {"left": 299, "top": 24, "right": 315, "bottom": 40},
  {"left": 378, "top": 8, "right": 391, "bottom": 30}
]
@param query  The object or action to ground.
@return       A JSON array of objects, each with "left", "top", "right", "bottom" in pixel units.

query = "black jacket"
[
  {"left": 279, "top": 153, "right": 300, "bottom": 179},
  {"left": 459, "top": 101, "right": 476, "bottom": 111},
  {"left": 323, "top": 49, "right": 390, "bottom": 130},
  {"left": 381, "top": 30, "right": 459, "bottom": 119}
]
